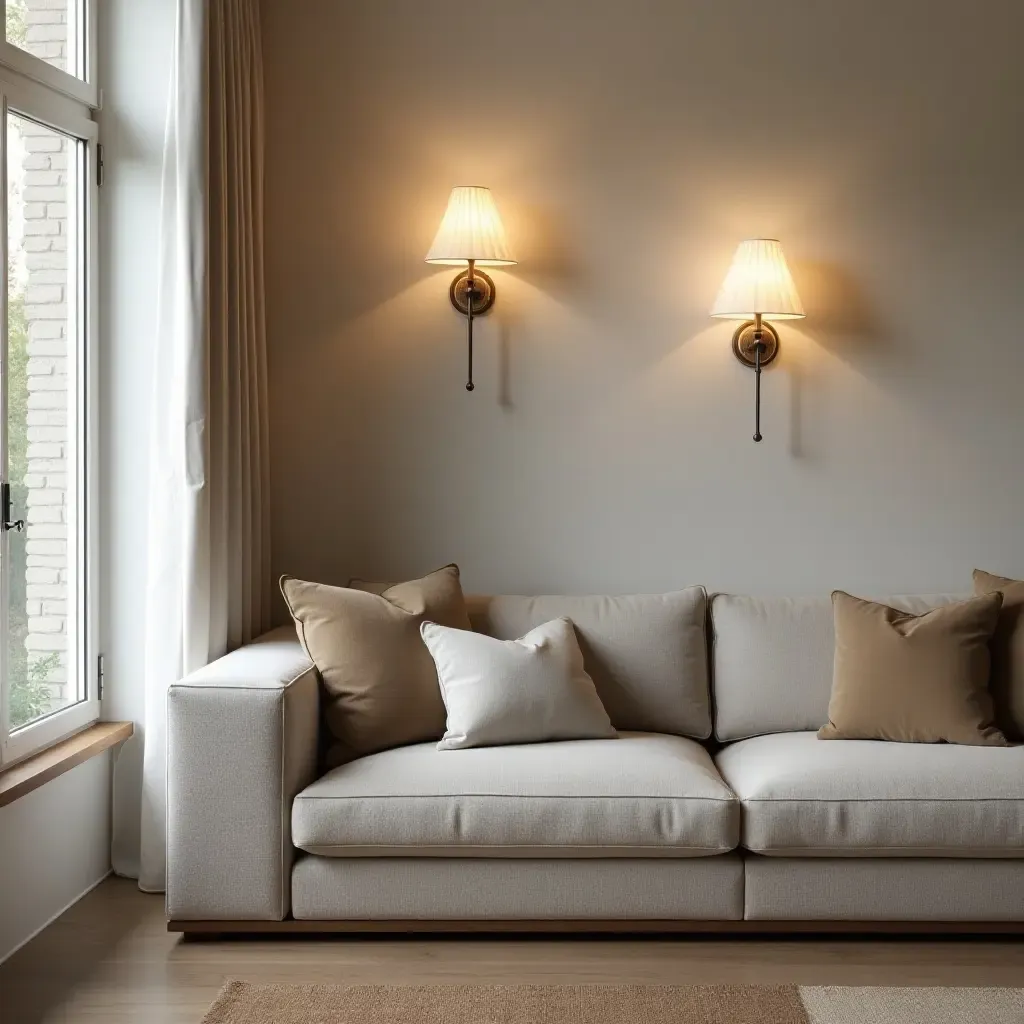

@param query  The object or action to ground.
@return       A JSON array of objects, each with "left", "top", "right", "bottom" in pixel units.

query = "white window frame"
[
  {"left": 0, "top": 1, "right": 98, "bottom": 767},
  {"left": 0, "top": 0, "right": 97, "bottom": 109}
]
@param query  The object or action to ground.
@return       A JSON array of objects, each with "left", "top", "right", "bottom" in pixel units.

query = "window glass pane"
[
  {"left": 6, "top": 1, "right": 83, "bottom": 81},
  {"left": 6, "top": 111, "right": 82, "bottom": 732}
]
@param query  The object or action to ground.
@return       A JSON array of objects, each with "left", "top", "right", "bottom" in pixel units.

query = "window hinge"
[
  {"left": 97, "top": 653, "right": 105, "bottom": 701},
  {"left": 97, "top": 143, "right": 104, "bottom": 187}
]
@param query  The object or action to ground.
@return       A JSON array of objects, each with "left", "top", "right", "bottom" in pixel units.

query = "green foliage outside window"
[{"left": 6, "top": 1, "right": 26, "bottom": 48}]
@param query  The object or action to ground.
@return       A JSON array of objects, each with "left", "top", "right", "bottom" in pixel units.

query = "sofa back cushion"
[
  {"left": 711, "top": 593, "right": 965, "bottom": 742},
  {"left": 466, "top": 589, "right": 711, "bottom": 739},
  {"left": 354, "top": 581, "right": 711, "bottom": 739}
]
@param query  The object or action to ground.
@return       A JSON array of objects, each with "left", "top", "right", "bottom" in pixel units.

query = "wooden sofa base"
[{"left": 169, "top": 918, "right": 1024, "bottom": 936}]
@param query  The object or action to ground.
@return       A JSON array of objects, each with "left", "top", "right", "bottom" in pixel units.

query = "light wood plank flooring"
[{"left": 2, "top": 877, "right": 1023, "bottom": 1023}]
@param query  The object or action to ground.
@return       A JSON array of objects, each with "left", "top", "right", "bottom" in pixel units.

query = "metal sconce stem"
[
  {"left": 465, "top": 259, "right": 476, "bottom": 392},
  {"left": 752, "top": 312, "right": 764, "bottom": 443},
  {"left": 729, "top": 315, "right": 780, "bottom": 443},
  {"left": 445, "top": 261, "right": 497, "bottom": 393}
]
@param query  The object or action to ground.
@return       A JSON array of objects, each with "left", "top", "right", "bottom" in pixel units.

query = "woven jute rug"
[
  {"left": 199, "top": 982, "right": 1024, "bottom": 1023},
  {"left": 201, "top": 983, "right": 808, "bottom": 1023}
]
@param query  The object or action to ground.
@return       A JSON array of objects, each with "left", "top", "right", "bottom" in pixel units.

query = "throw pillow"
[
  {"left": 973, "top": 569, "right": 1024, "bottom": 740},
  {"left": 280, "top": 565, "right": 472, "bottom": 758},
  {"left": 420, "top": 616, "right": 617, "bottom": 751},
  {"left": 819, "top": 590, "right": 1007, "bottom": 745}
]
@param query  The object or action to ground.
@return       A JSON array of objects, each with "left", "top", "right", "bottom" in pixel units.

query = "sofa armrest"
[{"left": 167, "top": 625, "right": 319, "bottom": 921}]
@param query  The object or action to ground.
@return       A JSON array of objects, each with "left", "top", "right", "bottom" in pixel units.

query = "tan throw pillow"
[
  {"left": 280, "top": 565, "right": 472, "bottom": 758},
  {"left": 973, "top": 569, "right": 1024, "bottom": 740},
  {"left": 819, "top": 590, "right": 1007, "bottom": 745}
]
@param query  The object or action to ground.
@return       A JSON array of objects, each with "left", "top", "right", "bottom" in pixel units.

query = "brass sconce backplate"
[
  {"left": 449, "top": 269, "right": 496, "bottom": 317},
  {"left": 731, "top": 320, "right": 780, "bottom": 368}
]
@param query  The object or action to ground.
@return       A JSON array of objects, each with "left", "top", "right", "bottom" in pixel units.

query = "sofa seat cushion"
[
  {"left": 293, "top": 732, "right": 738, "bottom": 858},
  {"left": 716, "top": 732, "right": 1024, "bottom": 857}
]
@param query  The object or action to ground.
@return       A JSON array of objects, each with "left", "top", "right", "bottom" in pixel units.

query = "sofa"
[{"left": 165, "top": 588, "right": 1024, "bottom": 933}]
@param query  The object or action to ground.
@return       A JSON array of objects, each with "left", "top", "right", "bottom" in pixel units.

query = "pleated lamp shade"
[
  {"left": 710, "top": 239, "right": 805, "bottom": 320},
  {"left": 425, "top": 186, "right": 517, "bottom": 266}
]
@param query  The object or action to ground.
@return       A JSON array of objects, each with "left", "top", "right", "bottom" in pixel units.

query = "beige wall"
[{"left": 262, "top": 0, "right": 1024, "bottom": 599}]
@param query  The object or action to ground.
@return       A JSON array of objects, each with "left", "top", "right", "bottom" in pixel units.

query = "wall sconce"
[
  {"left": 710, "top": 239, "right": 805, "bottom": 442},
  {"left": 425, "top": 186, "right": 517, "bottom": 392}
]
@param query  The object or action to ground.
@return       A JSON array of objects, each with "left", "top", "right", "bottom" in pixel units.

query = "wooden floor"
[{"left": 2, "top": 878, "right": 1024, "bottom": 1024}]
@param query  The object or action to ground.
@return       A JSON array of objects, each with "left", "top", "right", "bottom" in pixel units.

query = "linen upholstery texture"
[
  {"left": 744, "top": 856, "right": 1024, "bottom": 920},
  {"left": 466, "top": 590, "right": 711, "bottom": 739},
  {"left": 292, "top": 733, "right": 738, "bottom": 857},
  {"left": 166, "top": 627, "right": 318, "bottom": 920},
  {"left": 291, "top": 854, "right": 745, "bottom": 919},
  {"left": 711, "top": 593, "right": 965, "bottom": 741},
  {"left": 422, "top": 617, "right": 616, "bottom": 750},
  {"left": 280, "top": 565, "right": 472, "bottom": 759},
  {"left": 820, "top": 591, "right": 1006, "bottom": 744},
  {"left": 974, "top": 569, "right": 1024, "bottom": 739},
  {"left": 716, "top": 731, "right": 1024, "bottom": 857}
]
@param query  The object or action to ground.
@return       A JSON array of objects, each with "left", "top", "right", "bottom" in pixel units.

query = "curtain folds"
[{"left": 139, "top": 0, "right": 270, "bottom": 893}]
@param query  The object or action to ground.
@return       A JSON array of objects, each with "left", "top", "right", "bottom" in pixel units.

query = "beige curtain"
[
  {"left": 207, "top": 0, "right": 272, "bottom": 650},
  {"left": 137, "top": 0, "right": 270, "bottom": 893}
]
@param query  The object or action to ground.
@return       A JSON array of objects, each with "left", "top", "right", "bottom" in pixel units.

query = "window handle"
[{"left": 1, "top": 482, "right": 24, "bottom": 533}]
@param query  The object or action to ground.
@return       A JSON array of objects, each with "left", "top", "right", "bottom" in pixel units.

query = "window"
[
  {"left": 3, "top": 0, "right": 94, "bottom": 105},
  {"left": 0, "top": 0, "right": 97, "bottom": 766},
  {"left": 7, "top": 1, "right": 84, "bottom": 78}
]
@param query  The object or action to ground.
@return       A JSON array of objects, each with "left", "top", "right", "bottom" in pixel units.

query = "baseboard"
[
  {"left": 167, "top": 917, "right": 1024, "bottom": 937},
  {"left": 0, "top": 869, "right": 112, "bottom": 966}
]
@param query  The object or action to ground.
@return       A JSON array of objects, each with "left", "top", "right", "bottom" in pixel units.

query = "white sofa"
[{"left": 166, "top": 589, "right": 1024, "bottom": 932}]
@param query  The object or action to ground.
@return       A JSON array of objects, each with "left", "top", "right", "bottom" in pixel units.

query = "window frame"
[
  {"left": 0, "top": 3, "right": 99, "bottom": 768},
  {"left": 0, "top": 0, "right": 97, "bottom": 109}
]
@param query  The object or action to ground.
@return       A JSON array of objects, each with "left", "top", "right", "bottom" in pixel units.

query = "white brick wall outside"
[{"left": 18, "top": 0, "right": 71, "bottom": 705}]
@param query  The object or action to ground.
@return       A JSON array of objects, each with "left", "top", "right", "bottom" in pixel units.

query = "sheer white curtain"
[{"left": 139, "top": 0, "right": 271, "bottom": 893}]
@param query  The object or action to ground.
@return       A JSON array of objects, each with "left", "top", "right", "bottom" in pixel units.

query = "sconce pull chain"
[
  {"left": 753, "top": 312, "right": 763, "bottom": 443},
  {"left": 466, "top": 259, "right": 476, "bottom": 392}
]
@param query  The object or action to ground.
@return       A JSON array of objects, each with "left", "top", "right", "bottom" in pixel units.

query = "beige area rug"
[
  {"left": 200, "top": 982, "right": 1024, "bottom": 1023},
  {"left": 800, "top": 986, "right": 1024, "bottom": 1023}
]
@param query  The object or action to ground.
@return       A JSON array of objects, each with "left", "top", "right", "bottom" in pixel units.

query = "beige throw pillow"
[
  {"left": 973, "top": 569, "right": 1024, "bottom": 740},
  {"left": 280, "top": 565, "right": 472, "bottom": 758},
  {"left": 819, "top": 590, "right": 1007, "bottom": 745},
  {"left": 421, "top": 617, "right": 617, "bottom": 751}
]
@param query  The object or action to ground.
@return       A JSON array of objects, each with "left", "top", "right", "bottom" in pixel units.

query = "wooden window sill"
[{"left": 0, "top": 721, "right": 133, "bottom": 809}]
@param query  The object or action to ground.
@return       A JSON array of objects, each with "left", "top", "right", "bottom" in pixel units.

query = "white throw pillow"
[{"left": 420, "top": 616, "right": 617, "bottom": 751}]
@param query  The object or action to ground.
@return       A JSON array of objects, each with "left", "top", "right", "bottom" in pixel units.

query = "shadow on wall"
[
  {"left": 784, "top": 260, "right": 882, "bottom": 461},
  {"left": 496, "top": 314, "right": 516, "bottom": 411},
  {"left": 491, "top": 200, "right": 586, "bottom": 412},
  {"left": 793, "top": 259, "right": 882, "bottom": 354}
]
